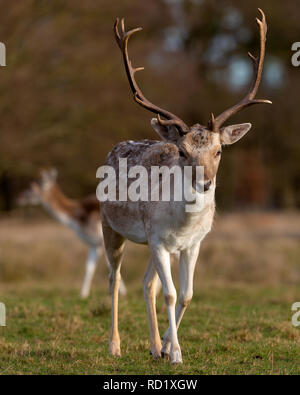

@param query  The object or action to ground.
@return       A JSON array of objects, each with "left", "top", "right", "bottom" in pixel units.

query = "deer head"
[
  {"left": 40, "top": 168, "right": 58, "bottom": 190},
  {"left": 114, "top": 9, "right": 271, "bottom": 191},
  {"left": 17, "top": 169, "right": 58, "bottom": 206}
]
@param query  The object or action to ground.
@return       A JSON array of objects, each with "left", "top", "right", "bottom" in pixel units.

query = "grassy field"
[{"left": 0, "top": 211, "right": 299, "bottom": 374}]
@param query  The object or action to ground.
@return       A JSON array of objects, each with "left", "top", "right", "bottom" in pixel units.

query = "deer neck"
[
  {"left": 155, "top": 154, "right": 216, "bottom": 219},
  {"left": 176, "top": 175, "right": 216, "bottom": 221},
  {"left": 41, "top": 184, "right": 79, "bottom": 226}
]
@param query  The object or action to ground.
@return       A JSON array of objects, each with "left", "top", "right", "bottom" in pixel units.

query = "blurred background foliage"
[{"left": 0, "top": 0, "right": 299, "bottom": 211}]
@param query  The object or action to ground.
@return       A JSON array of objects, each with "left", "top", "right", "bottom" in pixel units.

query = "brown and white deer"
[
  {"left": 18, "top": 169, "right": 127, "bottom": 299},
  {"left": 100, "top": 9, "right": 271, "bottom": 363}
]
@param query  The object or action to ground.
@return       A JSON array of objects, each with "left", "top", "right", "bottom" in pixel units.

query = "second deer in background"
[{"left": 18, "top": 169, "right": 127, "bottom": 299}]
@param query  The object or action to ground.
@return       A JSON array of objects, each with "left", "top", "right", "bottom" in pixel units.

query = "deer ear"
[
  {"left": 151, "top": 118, "right": 180, "bottom": 143},
  {"left": 220, "top": 123, "right": 252, "bottom": 145}
]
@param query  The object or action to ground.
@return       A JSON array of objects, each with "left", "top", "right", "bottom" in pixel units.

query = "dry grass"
[{"left": 0, "top": 210, "right": 299, "bottom": 287}]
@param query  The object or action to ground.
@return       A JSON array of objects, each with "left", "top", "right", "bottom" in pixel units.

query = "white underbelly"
[{"left": 102, "top": 199, "right": 214, "bottom": 250}]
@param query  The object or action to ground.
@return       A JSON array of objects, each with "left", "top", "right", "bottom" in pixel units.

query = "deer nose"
[{"left": 204, "top": 180, "right": 211, "bottom": 191}]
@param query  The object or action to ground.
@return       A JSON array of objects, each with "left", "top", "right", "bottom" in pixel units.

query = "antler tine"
[
  {"left": 114, "top": 18, "right": 144, "bottom": 96},
  {"left": 113, "top": 18, "right": 121, "bottom": 48},
  {"left": 210, "top": 9, "right": 272, "bottom": 132},
  {"left": 156, "top": 114, "right": 189, "bottom": 129},
  {"left": 114, "top": 18, "right": 190, "bottom": 135}
]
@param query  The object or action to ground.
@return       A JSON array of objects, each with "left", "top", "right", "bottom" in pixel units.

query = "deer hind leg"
[
  {"left": 149, "top": 244, "right": 182, "bottom": 364},
  {"left": 102, "top": 243, "right": 127, "bottom": 297},
  {"left": 143, "top": 261, "right": 162, "bottom": 359},
  {"left": 80, "top": 247, "right": 99, "bottom": 299},
  {"left": 102, "top": 220, "right": 125, "bottom": 357},
  {"left": 161, "top": 243, "right": 200, "bottom": 357}
]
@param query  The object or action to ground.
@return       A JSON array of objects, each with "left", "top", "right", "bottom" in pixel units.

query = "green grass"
[{"left": 1, "top": 283, "right": 299, "bottom": 374}]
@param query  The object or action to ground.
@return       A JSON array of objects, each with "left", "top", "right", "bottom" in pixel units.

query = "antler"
[
  {"left": 209, "top": 9, "right": 272, "bottom": 132},
  {"left": 114, "top": 18, "right": 190, "bottom": 135}
]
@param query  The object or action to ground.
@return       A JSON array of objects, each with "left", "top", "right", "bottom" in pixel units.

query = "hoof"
[
  {"left": 109, "top": 342, "right": 121, "bottom": 357},
  {"left": 161, "top": 351, "right": 169, "bottom": 359},
  {"left": 170, "top": 348, "right": 182, "bottom": 364},
  {"left": 80, "top": 292, "right": 89, "bottom": 300},
  {"left": 151, "top": 350, "right": 162, "bottom": 360}
]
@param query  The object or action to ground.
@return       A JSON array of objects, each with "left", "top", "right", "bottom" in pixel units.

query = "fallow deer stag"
[
  {"left": 18, "top": 169, "right": 127, "bottom": 299},
  {"left": 100, "top": 9, "right": 271, "bottom": 363}
]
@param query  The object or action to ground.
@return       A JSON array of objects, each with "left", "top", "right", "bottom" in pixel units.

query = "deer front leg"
[
  {"left": 161, "top": 243, "right": 200, "bottom": 357},
  {"left": 80, "top": 247, "right": 100, "bottom": 299},
  {"left": 150, "top": 244, "right": 182, "bottom": 364},
  {"left": 143, "top": 261, "right": 162, "bottom": 359}
]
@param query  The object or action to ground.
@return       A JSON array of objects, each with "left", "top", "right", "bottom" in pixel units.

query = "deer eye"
[
  {"left": 215, "top": 150, "right": 222, "bottom": 157},
  {"left": 178, "top": 149, "right": 187, "bottom": 158}
]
